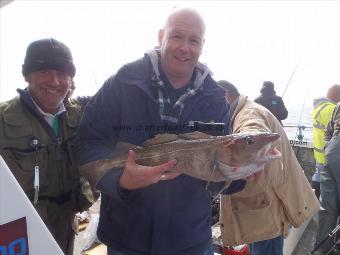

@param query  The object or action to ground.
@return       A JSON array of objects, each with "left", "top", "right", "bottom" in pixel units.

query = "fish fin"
[
  {"left": 178, "top": 131, "right": 211, "bottom": 140},
  {"left": 143, "top": 133, "right": 179, "bottom": 146}
]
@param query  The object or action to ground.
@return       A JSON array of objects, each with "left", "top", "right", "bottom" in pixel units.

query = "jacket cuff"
[{"left": 96, "top": 169, "right": 133, "bottom": 201}]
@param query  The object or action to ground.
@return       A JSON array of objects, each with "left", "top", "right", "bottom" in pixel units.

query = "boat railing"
[{"left": 283, "top": 124, "right": 315, "bottom": 183}]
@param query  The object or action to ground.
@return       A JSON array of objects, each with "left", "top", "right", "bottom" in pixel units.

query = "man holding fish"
[
  {"left": 75, "top": 8, "right": 277, "bottom": 255},
  {"left": 217, "top": 80, "right": 319, "bottom": 255}
]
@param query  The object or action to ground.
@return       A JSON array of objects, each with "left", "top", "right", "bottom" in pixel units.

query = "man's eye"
[
  {"left": 190, "top": 38, "right": 201, "bottom": 46},
  {"left": 57, "top": 72, "right": 70, "bottom": 81},
  {"left": 171, "top": 35, "right": 182, "bottom": 40}
]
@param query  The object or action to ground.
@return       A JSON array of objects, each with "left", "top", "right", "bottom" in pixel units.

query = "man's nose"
[
  {"left": 47, "top": 71, "right": 61, "bottom": 85},
  {"left": 179, "top": 40, "right": 190, "bottom": 52}
]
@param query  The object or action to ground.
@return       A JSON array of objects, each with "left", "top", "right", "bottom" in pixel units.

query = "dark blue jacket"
[{"left": 75, "top": 54, "right": 244, "bottom": 255}]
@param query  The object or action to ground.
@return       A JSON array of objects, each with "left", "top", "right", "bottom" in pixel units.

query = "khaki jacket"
[
  {"left": 220, "top": 95, "right": 320, "bottom": 246},
  {"left": 0, "top": 94, "right": 96, "bottom": 253}
]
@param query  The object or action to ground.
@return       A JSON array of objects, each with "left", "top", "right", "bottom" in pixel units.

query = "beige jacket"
[{"left": 220, "top": 95, "right": 320, "bottom": 246}]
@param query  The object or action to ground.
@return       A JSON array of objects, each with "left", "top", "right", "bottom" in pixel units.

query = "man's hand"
[{"left": 119, "top": 150, "right": 181, "bottom": 190}]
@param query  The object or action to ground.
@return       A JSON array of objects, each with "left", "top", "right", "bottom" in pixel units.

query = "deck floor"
[{"left": 292, "top": 216, "right": 317, "bottom": 255}]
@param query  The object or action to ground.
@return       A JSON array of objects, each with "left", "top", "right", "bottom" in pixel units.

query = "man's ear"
[
  {"left": 158, "top": 29, "right": 164, "bottom": 46},
  {"left": 200, "top": 38, "right": 205, "bottom": 54}
]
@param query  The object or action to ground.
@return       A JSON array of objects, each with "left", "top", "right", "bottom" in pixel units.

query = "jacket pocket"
[
  {"left": 3, "top": 147, "right": 48, "bottom": 193},
  {"left": 229, "top": 191, "right": 279, "bottom": 241},
  {"left": 3, "top": 113, "right": 32, "bottom": 138}
]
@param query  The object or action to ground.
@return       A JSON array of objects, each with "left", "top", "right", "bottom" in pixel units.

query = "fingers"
[
  {"left": 120, "top": 151, "right": 180, "bottom": 190},
  {"left": 159, "top": 171, "right": 181, "bottom": 181},
  {"left": 147, "top": 159, "right": 177, "bottom": 177},
  {"left": 126, "top": 150, "right": 136, "bottom": 166},
  {"left": 146, "top": 159, "right": 179, "bottom": 183}
]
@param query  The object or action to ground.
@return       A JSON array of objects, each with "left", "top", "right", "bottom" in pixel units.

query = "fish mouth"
[{"left": 255, "top": 145, "right": 282, "bottom": 163}]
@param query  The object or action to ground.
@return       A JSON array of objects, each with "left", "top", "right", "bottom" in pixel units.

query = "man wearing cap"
[
  {"left": 0, "top": 38, "right": 96, "bottom": 254},
  {"left": 254, "top": 81, "right": 288, "bottom": 125}
]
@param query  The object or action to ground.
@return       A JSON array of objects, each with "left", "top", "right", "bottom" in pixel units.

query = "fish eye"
[{"left": 245, "top": 136, "right": 255, "bottom": 145}]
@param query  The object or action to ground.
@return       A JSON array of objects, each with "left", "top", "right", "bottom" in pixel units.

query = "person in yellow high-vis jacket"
[{"left": 312, "top": 84, "right": 340, "bottom": 200}]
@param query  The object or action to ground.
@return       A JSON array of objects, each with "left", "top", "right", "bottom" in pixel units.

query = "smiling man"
[
  {"left": 0, "top": 38, "right": 95, "bottom": 255},
  {"left": 75, "top": 8, "right": 245, "bottom": 255}
]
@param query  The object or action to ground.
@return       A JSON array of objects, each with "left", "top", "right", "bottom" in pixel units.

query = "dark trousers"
[{"left": 316, "top": 136, "right": 340, "bottom": 253}]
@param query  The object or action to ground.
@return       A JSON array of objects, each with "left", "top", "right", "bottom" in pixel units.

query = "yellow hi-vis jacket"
[{"left": 312, "top": 98, "right": 336, "bottom": 164}]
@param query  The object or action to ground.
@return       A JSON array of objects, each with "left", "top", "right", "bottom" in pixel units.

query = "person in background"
[
  {"left": 217, "top": 80, "right": 319, "bottom": 255},
  {"left": 75, "top": 8, "right": 246, "bottom": 255},
  {"left": 312, "top": 84, "right": 340, "bottom": 200},
  {"left": 0, "top": 38, "right": 96, "bottom": 255},
  {"left": 314, "top": 99, "right": 340, "bottom": 255},
  {"left": 254, "top": 81, "right": 288, "bottom": 124}
]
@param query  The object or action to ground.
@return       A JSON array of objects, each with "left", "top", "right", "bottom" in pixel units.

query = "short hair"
[
  {"left": 327, "top": 84, "right": 340, "bottom": 103},
  {"left": 217, "top": 80, "right": 240, "bottom": 97}
]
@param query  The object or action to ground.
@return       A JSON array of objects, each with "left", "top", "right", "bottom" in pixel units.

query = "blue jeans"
[
  {"left": 107, "top": 245, "right": 214, "bottom": 255},
  {"left": 249, "top": 235, "right": 284, "bottom": 255},
  {"left": 312, "top": 163, "right": 323, "bottom": 199},
  {"left": 315, "top": 135, "right": 340, "bottom": 253}
]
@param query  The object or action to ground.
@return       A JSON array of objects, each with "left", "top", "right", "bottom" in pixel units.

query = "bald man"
[
  {"left": 314, "top": 85, "right": 340, "bottom": 255},
  {"left": 75, "top": 8, "right": 245, "bottom": 255}
]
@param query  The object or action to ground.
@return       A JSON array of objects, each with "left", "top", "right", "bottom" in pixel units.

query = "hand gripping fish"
[{"left": 80, "top": 131, "right": 281, "bottom": 187}]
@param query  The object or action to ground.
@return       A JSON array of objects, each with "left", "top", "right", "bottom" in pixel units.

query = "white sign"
[{"left": 0, "top": 156, "right": 63, "bottom": 255}]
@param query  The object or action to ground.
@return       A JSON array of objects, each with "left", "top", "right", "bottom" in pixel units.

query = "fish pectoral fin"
[{"left": 142, "top": 133, "right": 179, "bottom": 146}]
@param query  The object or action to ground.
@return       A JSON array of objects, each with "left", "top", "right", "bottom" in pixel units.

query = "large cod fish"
[{"left": 80, "top": 131, "right": 281, "bottom": 186}]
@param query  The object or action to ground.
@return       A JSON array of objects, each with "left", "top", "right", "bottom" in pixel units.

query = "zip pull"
[
  {"left": 33, "top": 165, "right": 40, "bottom": 204},
  {"left": 30, "top": 138, "right": 40, "bottom": 204}
]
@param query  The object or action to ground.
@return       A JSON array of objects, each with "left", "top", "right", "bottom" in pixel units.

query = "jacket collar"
[
  {"left": 231, "top": 95, "right": 248, "bottom": 123},
  {"left": 115, "top": 50, "right": 224, "bottom": 100},
  {"left": 313, "top": 97, "right": 335, "bottom": 107},
  {"left": 10, "top": 88, "right": 78, "bottom": 129}
]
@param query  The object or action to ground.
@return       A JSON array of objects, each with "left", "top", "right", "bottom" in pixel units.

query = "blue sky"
[{"left": 1, "top": 1, "right": 340, "bottom": 127}]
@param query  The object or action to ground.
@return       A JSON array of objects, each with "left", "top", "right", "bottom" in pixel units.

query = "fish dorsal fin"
[
  {"left": 178, "top": 131, "right": 211, "bottom": 140},
  {"left": 143, "top": 133, "right": 179, "bottom": 146}
]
